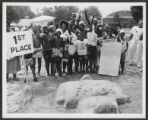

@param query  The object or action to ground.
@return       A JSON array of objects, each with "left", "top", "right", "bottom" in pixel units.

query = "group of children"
[{"left": 7, "top": 12, "right": 130, "bottom": 82}]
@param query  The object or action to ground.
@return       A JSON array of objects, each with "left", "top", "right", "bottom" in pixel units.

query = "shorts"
[
  {"left": 33, "top": 47, "right": 42, "bottom": 58},
  {"left": 25, "top": 58, "right": 34, "bottom": 66},
  {"left": 79, "top": 55, "right": 88, "bottom": 62},
  {"left": 62, "top": 58, "right": 68, "bottom": 62},
  {"left": 43, "top": 50, "right": 52, "bottom": 62},
  {"left": 52, "top": 48, "right": 63, "bottom": 58},
  {"left": 87, "top": 46, "right": 97, "bottom": 57}
]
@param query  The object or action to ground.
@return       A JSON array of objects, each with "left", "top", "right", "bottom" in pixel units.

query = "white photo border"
[{"left": 2, "top": 2, "right": 146, "bottom": 119}]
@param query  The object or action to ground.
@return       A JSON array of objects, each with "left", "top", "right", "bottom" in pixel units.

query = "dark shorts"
[
  {"left": 43, "top": 50, "right": 52, "bottom": 62},
  {"left": 24, "top": 53, "right": 33, "bottom": 59},
  {"left": 87, "top": 46, "right": 97, "bottom": 57},
  {"left": 51, "top": 56, "right": 62, "bottom": 63},
  {"left": 79, "top": 55, "right": 88, "bottom": 62}
]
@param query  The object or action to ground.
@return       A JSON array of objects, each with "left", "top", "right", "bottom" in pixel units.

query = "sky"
[
  {"left": 5, "top": 2, "right": 144, "bottom": 18},
  {"left": 28, "top": 2, "right": 144, "bottom": 18}
]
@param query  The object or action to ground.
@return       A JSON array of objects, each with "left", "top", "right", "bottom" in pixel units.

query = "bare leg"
[
  {"left": 38, "top": 58, "right": 42, "bottom": 75},
  {"left": 30, "top": 58, "right": 38, "bottom": 82}
]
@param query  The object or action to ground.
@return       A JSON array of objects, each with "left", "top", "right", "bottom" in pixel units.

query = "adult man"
[{"left": 32, "top": 25, "right": 42, "bottom": 77}]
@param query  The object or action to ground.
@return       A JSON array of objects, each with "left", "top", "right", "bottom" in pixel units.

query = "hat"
[
  {"left": 120, "top": 29, "right": 125, "bottom": 34},
  {"left": 93, "top": 18, "right": 97, "bottom": 21},
  {"left": 60, "top": 20, "right": 69, "bottom": 30},
  {"left": 79, "top": 21, "right": 85, "bottom": 25},
  {"left": 56, "top": 28, "right": 62, "bottom": 33}
]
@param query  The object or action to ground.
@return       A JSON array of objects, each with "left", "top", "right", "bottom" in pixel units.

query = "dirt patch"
[{"left": 7, "top": 62, "right": 143, "bottom": 114}]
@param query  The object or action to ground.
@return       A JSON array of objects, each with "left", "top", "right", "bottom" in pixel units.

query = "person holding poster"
[
  {"left": 6, "top": 22, "right": 21, "bottom": 81},
  {"left": 117, "top": 29, "right": 128, "bottom": 74},
  {"left": 23, "top": 24, "right": 39, "bottom": 82},
  {"left": 32, "top": 25, "right": 43, "bottom": 77}
]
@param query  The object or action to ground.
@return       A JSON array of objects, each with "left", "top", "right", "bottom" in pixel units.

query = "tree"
[
  {"left": 42, "top": 6, "right": 79, "bottom": 21},
  {"left": 85, "top": 6, "right": 102, "bottom": 19},
  {"left": 79, "top": 6, "right": 102, "bottom": 25},
  {"left": 42, "top": 7, "right": 55, "bottom": 16},
  {"left": 7, "top": 6, "right": 35, "bottom": 23},
  {"left": 130, "top": 6, "right": 143, "bottom": 23}
]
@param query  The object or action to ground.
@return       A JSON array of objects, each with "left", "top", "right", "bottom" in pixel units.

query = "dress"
[
  {"left": 127, "top": 26, "right": 140, "bottom": 64},
  {"left": 136, "top": 28, "right": 143, "bottom": 66},
  {"left": 7, "top": 57, "right": 21, "bottom": 74}
]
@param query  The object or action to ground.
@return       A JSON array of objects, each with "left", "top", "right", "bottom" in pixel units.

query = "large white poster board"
[
  {"left": 98, "top": 40, "right": 122, "bottom": 76},
  {"left": 7, "top": 31, "right": 34, "bottom": 59}
]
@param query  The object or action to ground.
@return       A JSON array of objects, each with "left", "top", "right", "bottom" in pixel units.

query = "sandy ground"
[{"left": 7, "top": 59, "right": 143, "bottom": 114}]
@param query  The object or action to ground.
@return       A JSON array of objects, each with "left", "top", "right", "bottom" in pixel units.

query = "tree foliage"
[
  {"left": 7, "top": 6, "right": 35, "bottom": 23},
  {"left": 42, "top": 6, "right": 79, "bottom": 21},
  {"left": 85, "top": 6, "right": 102, "bottom": 19},
  {"left": 130, "top": 6, "right": 143, "bottom": 23}
]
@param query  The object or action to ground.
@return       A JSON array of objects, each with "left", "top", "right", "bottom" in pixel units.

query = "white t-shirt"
[
  {"left": 70, "top": 32, "right": 77, "bottom": 44},
  {"left": 87, "top": 25, "right": 98, "bottom": 46},
  {"left": 74, "top": 39, "right": 88, "bottom": 55},
  {"left": 60, "top": 30, "right": 70, "bottom": 41}
]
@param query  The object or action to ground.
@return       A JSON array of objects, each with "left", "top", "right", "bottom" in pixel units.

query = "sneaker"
[
  {"left": 63, "top": 73, "right": 66, "bottom": 76},
  {"left": 55, "top": 73, "right": 59, "bottom": 77}
]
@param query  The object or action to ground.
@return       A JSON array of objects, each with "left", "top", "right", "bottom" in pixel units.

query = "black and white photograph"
[{"left": 2, "top": 1, "right": 146, "bottom": 119}]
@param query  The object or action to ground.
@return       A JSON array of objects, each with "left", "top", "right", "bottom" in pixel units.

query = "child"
[
  {"left": 41, "top": 26, "right": 53, "bottom": 76},
  {"left": 117, "top": 29, "right": 128, "bottom": 74},
  {"left": 51, "top": 29, "right": 64, "bottom": 77},
  {"left": 74, "top": 32, "right": 88, "bottom": 72},
  {"left": 68, "top": 32, "right": 77, "bottom": 74},
  {"left": 62, "top": 38, "right": 70, "bottom": 76}
]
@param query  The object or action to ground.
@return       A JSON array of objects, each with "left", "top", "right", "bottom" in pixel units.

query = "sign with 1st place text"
[{"left": 7, "top": 31, "right": 34, "bottom": 59}]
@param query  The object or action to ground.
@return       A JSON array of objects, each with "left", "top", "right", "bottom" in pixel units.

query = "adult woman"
[
  {"left": 127, "top": 23, "right": 140, "bottom": 65},
  {"left": 136, "top": 20, "right": 143, "bottom": 67},
  {"left": 6, "top": 21, "right": 21, "bottom": 81},
  {"left": 60, "top": 20, "right": 70, "bottom": 75}
]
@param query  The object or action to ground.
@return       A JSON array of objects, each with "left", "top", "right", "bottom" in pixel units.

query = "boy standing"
[
  {"left": 74, "top": 32, "right": 88, "bottom": 72},
  {"left": 117, "top": 30, "right": 128, "bottom": 74},
  {"left": 51, "top": 29, "right": 64, "bottom": 77}
]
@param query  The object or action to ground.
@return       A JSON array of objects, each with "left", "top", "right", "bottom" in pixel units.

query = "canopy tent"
[
  {"left": 32, "top": 15, "right": 55, "bottom": 27},
  {"left": 17, "top": 19, "right": 32, "bottom": 27}
]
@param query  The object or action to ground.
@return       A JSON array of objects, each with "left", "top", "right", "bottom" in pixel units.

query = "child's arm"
[{"left": 124, "top": 38, "right": 129, "bottom": 53}]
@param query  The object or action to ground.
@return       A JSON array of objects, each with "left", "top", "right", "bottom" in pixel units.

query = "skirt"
[{"left": 7, "top": 57, "right": 21, "bottom": 74}]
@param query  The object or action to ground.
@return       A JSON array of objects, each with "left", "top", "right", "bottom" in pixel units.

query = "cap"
[
  {"left": 120, "top": 29, "right": 125, "bottom": 33},
  {"left": 56, "top": 28, "right": 62, "bottom": 33}
]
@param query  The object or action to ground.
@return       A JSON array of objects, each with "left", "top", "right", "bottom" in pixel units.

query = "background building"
[{"left": 103, "top": 10, "right": 135, "bottom": 28}]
